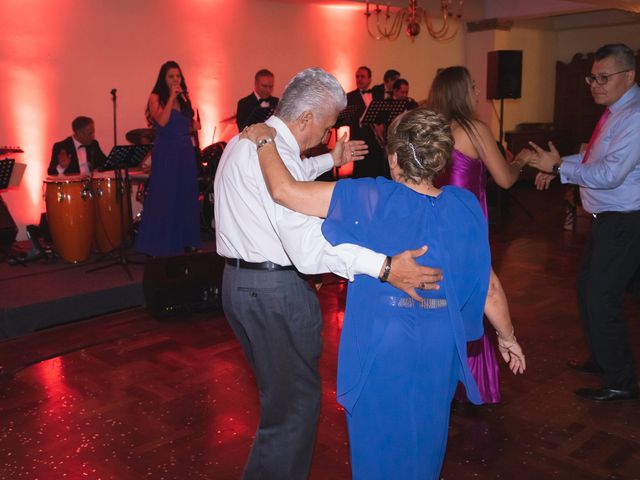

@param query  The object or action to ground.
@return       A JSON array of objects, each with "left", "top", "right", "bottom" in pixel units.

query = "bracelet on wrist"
[
  {"left": 496, "top": 328, "right": 517, "bottom": 344},
  {"left": 256, "top": 137, "right": 275, "bottom": 151},
  {"left": 379, "top": 256, "right": 392, "bottom": 283}
]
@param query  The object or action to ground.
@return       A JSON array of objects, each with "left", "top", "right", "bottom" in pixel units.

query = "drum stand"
[{"left": 86, "top": 167, "right": 141, "bottom": 280}]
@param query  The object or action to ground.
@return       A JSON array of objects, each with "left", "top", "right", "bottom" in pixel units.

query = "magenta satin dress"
[{"left": 436, "top": 149, "right": 501, "bottom": 403}]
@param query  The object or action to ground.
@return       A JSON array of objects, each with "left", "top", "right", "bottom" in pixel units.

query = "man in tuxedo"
[
  {"left": 371, "top": 69, "right": 400, "bottom": 101},
  {"left": 392, "top": 78, "right": 419, "bottom": 110},
  {"left": 529, "top": 43, "right": 640, "bottom": 403},
  {"left": 347, "top": 66, "right": 388, "bottom": 178},
  {"left": 47, "top": 116, "right": 107, "bottom": 175},
  {"left": 236, "top": 69, "right": 279, "bottom": 132},
  {"left": 372, "top": 78, "right": 420, "bottom": 144}
]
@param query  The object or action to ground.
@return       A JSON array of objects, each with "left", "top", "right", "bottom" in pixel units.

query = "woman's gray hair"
[
  {"left": 274, "top": 68, "right": 347, "bottom": 122},
  {"left": 386, "top": 108, "right": 453, "bottom": 183}
]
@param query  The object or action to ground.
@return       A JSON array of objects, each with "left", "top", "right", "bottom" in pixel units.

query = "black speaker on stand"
[
  {"left": 485, "top": 50, "right": 532, "bottom": 222},
  {"left": 486, "top": 50, "right": 523, "bottom": 144}
]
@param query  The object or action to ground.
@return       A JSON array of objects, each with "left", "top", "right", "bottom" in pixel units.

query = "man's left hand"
[
  {"left": 386, "top": 246, "right": 442, "bottom": 302},
  {"left": 528, "top": 141, "right": 561, "bottom": 173},
  {"left": 331, "top": 132, "right": 368, "bottom": 167}
]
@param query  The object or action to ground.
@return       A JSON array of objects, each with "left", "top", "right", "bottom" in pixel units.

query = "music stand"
[
  {"left": 361, "top": 99, "right": 408, "bottom": 127},
  {"left": 0, "top": 158, "right": 15, "bottom": 190},
  {"left": 244, "top": 106, "right": 276, "bottom": 128},
  {"left": 0, "top": 159, "right": 17, "bottom": 260},
  {"left": 334, "top": 105, "right": 363, "bottom": 128},
  {"left": 87, "top": 145, "right": 151, "bottom": 279}
]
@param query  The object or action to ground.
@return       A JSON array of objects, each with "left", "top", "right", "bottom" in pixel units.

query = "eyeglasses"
[{"left": 585, "top": 69, "right": 631, "bottom": 86}]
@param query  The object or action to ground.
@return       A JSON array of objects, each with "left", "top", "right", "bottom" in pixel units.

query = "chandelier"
[{"left": 365, "top": 0, "right": 464, "bottom": 41}]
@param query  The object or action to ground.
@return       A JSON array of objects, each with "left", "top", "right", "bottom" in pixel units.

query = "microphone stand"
[{"left": 110, "top": 88, "right": 117, "bottom": 146}]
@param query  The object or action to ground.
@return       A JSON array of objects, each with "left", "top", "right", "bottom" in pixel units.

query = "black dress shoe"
[
  {"left": 574, "top": 387, "right": 639, "bottom": 403},
  {"left": 567, "top": 359, "right": 603, "bottom": 376}
]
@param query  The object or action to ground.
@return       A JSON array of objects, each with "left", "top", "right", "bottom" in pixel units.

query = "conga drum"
[
  {"left": 91, "top": 171, "right": 131, "bottom": 253},
  {"left": 44, "top": 175, "right": 94, "bottom": 263}
]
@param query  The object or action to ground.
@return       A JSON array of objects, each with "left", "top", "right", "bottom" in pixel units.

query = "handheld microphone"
[{"left": 110, "top": 88, "right": 117, "bottom": 97}]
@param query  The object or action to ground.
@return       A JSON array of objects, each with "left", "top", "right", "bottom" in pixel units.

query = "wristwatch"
[
  {"left": 551, "top": 162, "right": 561, "bottom": 175},
  {"left": 256, "top": 138, "right": 275, "bottom": 151}
]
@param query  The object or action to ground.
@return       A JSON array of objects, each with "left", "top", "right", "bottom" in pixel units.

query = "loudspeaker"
[
  {"left": 143, "top": 251, "right": 225, "bottom": 317},
  {"left": 486, "top": 50, "right": 522, "bottom": 100},
  {"left": 0, "top": 196, "right": 18, "bottom": 248}
]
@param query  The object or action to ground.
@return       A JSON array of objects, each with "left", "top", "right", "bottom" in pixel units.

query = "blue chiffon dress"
[
  {"left": 135, "top": 109, "right": 201, "bottom": 256},
  {"left": 321, "top": 178, "right": 491, "bottom": 480}
]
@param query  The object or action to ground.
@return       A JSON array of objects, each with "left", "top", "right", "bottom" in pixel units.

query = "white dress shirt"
[
  {"left": 57, "top": 137, "right": 90, "bottom": 176},
  {"left": 214, "top": 115, "right": 385, "bottom": 280}
]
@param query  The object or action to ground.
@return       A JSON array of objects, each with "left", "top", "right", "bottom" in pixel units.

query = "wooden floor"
[{"left": 1, "top": 183, "right": 639, "bottom": 480}]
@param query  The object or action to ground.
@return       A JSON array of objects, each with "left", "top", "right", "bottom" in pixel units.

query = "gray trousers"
[{"left": 222, "top": 264, "right": 323, "bottom": 480}]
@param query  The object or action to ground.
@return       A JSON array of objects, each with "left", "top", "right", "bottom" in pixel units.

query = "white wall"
[{"left": 556, "top": 23, "right": 640, "bottom": 62}]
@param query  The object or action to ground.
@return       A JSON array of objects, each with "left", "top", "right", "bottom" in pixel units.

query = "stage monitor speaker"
[
  {"left": 0, "top": 196, "right": 18, "bottom": 248},
  {"left": 143, "top": 251, "right": 225, "bottom": 318},
  {"left": 486, "top": 50, "right": 523, "bottom": 100}
]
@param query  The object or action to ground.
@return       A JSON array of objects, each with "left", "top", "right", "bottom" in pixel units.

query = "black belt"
[
  {"left": 592, "top": 210, "right": 640, "bottom": 219},
  {"left": 225, "top": 258, "right": 296, "bottom": 271}
]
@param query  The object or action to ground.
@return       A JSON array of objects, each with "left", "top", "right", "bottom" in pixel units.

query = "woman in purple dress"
[
  {"left": 135, "top": 61, "right": 201, "bottom": 257},
  {"left": 428, "top": 66, "right": 529, "bottom": 403}
]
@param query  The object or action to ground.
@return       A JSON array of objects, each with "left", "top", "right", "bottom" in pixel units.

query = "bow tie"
[
  {"left": 360, "top": 89, "right": 372, "bottom": 95},
  {"left": 259, "top": 98, "right": 271, "bottom": 103}
]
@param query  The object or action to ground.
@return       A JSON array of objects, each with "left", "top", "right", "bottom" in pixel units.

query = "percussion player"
[
  {"left": 47, "top": 116, "right": 108, "bottom": 176},
  {"left": 23, "top": 116, "right": 108, "bottom": 261}
]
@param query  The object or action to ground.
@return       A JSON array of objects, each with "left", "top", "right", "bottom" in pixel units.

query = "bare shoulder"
[
  {"left": 470, "top": 119, "right": 491, "bottom": 137},
  {"left": 452, "top": 121, "right": 478, "bottom": 158}
]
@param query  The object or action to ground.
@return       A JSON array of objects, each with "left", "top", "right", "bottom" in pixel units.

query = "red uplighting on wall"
[
  {"left": 171, "top": 0, "right": 234, "bottom": 147},
  {"left": 1, "top": 1, "right": 71, "bottom": 231}
]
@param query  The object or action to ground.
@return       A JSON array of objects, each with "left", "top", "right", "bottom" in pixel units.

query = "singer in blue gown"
[
  {"left": 244, "top": 107, "right": 491, "bottom": 479},
  {"left": 135, "top": 61, "right": 201, "bottom": 257}
]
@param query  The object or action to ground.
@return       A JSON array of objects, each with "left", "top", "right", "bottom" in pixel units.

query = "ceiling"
[{"left": 279, "top": 0, "right": 640, "bottom": 29}]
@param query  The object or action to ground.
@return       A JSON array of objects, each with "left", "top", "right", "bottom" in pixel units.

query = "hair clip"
[{"left": 408, "top": 143, "right": 422, "bottom": 169}]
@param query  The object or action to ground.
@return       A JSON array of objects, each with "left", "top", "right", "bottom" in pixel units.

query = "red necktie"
[{"left": 582, "top": 108, "right": 610, "bottom": 164}]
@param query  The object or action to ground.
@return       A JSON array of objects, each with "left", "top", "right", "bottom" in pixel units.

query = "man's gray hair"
[
  {"left": 274, "top": 68, "right": 347, "bottom": 122},
  {"left": 595, "top": 43, "right": 637, "bottom": 70}
]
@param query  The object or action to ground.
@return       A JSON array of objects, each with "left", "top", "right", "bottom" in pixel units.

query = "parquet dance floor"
[{"left": 1, "top": 183, "right": 639, "bottom": 479}]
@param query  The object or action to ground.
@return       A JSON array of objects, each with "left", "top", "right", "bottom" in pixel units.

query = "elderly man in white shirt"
[{"left": 214, "top": 67, "right": 441, "bottom": 480}]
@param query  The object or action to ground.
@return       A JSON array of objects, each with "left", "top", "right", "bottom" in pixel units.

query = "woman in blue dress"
[
  {"left": 135, "top": 60, "right": 201, "bottom": 256},
  {"left": 243, "top": 109, "right": 525, "bottom": 479}
]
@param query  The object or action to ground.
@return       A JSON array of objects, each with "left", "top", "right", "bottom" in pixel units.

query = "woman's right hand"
[
  {"left": 514, "top": 147, "right": 535, "bottom": 167},
  {"left": 241, "top": 123, "right": 276, "bottom": 144},
  {"left": 535, "top": 172, "right": 555, "bottom": 191},
  {"left": 169, "top": 83, "right": 183, "bottom": 99}
]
